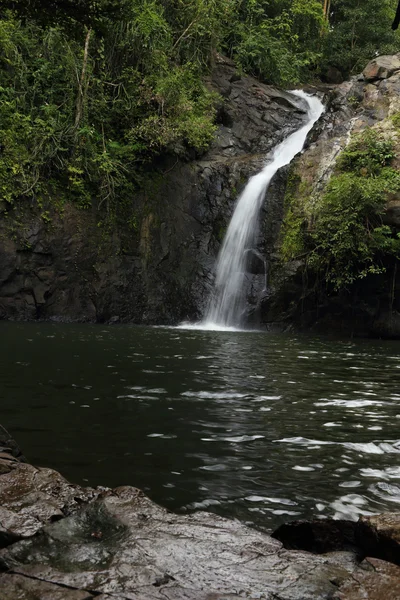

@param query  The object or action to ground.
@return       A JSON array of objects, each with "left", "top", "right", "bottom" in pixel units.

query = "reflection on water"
[{"left": 0, "top": 322, "right": 400, "bottom": 531}]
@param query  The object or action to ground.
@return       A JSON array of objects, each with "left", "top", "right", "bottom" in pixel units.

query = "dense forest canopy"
[{"left": 0, "top": 0, "right": 399, "bottom": 220}]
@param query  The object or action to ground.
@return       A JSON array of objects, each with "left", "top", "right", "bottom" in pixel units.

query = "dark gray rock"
[
  {"left": 0, "top": 423, "right": 26, "bottom": 462},
  {"left": 325, "top": 66, "right": 344, "bottom": 84},
  {"left": 273, "top": 515, "right": 400, "bottom": 567},
  {"left": 0, "top": 55, "right": 307, "bottom": 326}
]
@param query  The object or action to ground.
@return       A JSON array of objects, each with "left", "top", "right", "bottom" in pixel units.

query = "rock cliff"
[
  {"left": 0, "top": 56, "right": 307, "bottom": 325},
  {"left": 3, "top": 54, "right": 400, "bottom": 335},
  {"left": 259, "top": 54, "right": 400, "bottom": 337}
]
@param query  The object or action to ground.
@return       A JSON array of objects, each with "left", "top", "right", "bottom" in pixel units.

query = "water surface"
[{"left": 1, "top": 322, "right": 399, "bottom": 531}]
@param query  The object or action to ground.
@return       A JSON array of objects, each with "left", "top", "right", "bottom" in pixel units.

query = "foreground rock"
[
  {"left": 1, "top": 427, "right": 400, "bottom": 600},
  {"left": 273, "top": 515, "right": 400, "bottom": 565}
]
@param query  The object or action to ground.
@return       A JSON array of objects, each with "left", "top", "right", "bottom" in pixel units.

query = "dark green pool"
[{"left": 1, "top": 321, "right": 399, "bottom": 530}]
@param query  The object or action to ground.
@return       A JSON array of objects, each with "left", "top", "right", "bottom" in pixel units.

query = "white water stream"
[{"left": 200, "top": 91, "right": 324, "bottom": 331}]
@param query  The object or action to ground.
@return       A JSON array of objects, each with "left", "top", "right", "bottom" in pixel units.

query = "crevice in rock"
[
  {"left": 0, "top": 530, "right": 24, "bottom": 550},
  {"left": 6, "top": 570, "right": 101, "bottom": 599},
  {"left": 272, "top": 517, "right": 400, "bottom": 567}
]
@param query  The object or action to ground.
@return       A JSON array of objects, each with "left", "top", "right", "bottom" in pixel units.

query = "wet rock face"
[
  {"left": 0, "top": 55, "right": 307, "bottom": 326},
  {"left": 0, "top": 486, "right": 356, "bottom": 600},
  {"left": 260, "top": 55, "right": 400, "bottom": 337},
  {"left": 0, "top": 460, "right": 105, "bottom": 542}
]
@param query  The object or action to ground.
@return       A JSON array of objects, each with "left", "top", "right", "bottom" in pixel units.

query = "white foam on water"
[
  {"left": 245, "top": 495, "right": 297, "bottom": 506},
  {"left": 176, "top": 321, "right": 246, "bottom": 333},
  {"left": 360, "top": 467, "right": 400, "bottom": 479},
  {"left": 315, "top": 399, "right": 386, "bottom": 408},
  {"left": 181, "top": 391, "right": 247, "bottom": 399},
  {"left": 275, "top": 437, "right": 334, "bottom": 446},
  {"left": 201, "top": 435, "right": 265, "bottom": 443}
]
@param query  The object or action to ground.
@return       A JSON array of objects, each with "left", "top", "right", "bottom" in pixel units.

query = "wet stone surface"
[
  {"left": 334, "top": 557, "right": 400, "bottom": 600},
  {"left": 1, "top": 426, "right": 400, "bottom": 599}
]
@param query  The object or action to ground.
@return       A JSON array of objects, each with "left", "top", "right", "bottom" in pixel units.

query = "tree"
[
  {"left": 322, "top": 0, "right": 399, "bottom": 76},
  {"left": 222, "top": 0, "right": 325, "bottom": 85}
]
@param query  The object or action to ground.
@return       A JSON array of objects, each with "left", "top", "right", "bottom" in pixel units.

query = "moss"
[
  {"left": 280, "top": 208, "right": 306, "bottom": 260},
  {"left": 280, "top": 162, "right": 309, "bottom": 261},
  {"left": 391, "top": 112, "right": 400, "bottom": 129}
]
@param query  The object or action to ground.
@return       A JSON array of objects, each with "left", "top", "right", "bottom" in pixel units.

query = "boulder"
[
  {"left": 363, "top": 54, "right": 400, "bottom": 81},
  {"left": 0, "top": 485, "right": 364, "bottom": 600},
  {"left": 325, "top": 66, "right": 344, "bottom": 84},
  {"left": 358, "top": 513, "right": 400, "bottom": 565},
  {"left": 335, "top": 557, "right": 400, "bottom": 600}
]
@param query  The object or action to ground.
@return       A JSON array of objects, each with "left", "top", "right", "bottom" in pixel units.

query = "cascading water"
[{"left": 202, "top": 91, "right": 324, "bottom": 331}]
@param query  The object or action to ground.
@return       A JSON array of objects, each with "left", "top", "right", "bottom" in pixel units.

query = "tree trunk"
[
  {"left": 323, "top": 0, "right": 331, "bottom": 21},
  {"left": 74, "top": 27, "right": 92, "bottom": 130}
]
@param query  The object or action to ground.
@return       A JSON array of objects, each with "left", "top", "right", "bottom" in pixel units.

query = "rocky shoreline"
[{"left": 0, "top": 424, "right": 399, "bottom": 599}]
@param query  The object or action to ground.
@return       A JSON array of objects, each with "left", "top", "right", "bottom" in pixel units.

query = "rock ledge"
[{"left": 0, "top": 425, "right": 399, "bottom": 599}]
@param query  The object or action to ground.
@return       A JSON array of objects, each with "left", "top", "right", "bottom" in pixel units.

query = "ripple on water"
[
  {"left": 369, "top": 482, "right": 400, "bottom": 503},
  {"left": 201, "top": 435, "right": 265, "bottom": 443},
  {"left": 245, "top": 495, "right": 297, "bottom": 505},
  {"left": 315, "top": 399, "right": 386, "bottom": 408},
  {"left": 181, "top": 391, "right": 248, "bottom": 399},
  {"left": 360, "top": 467, "right": 400, "bottom": 479},
  {"left": 2, "top": 322, "right": 400, "bottom": 532},
  {"left": 117, "top": 395, "right": 159, "bottom": 400}
]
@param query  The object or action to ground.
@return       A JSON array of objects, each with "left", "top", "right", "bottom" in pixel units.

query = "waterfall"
[{"left": 201, "top": 91, "right": 324, "bottom": 331}]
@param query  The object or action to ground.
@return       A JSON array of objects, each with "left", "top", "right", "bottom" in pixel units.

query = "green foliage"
[
  {"left": 282, "top": 128, "right": 400, "bottom": 291},
  {"left": 322, "top": 0, "right": 400, "bottom": 77},
  {"left": 0, "top": 4, "right": 220, "bottom": 215},
  {"left": 391, "top": 112, "right": 400, "bottom": 129},
  {"left": 222, "top": 0, "right": 325, "bottom": 85},
  {"left": 280, "top": 207, "right": 305, "bottom": 260},
  {"left": 308, "top": 169, "right": 400, "bottom": 289},
  {"left": 336, "top": 128, "right": 395, "bottom": 175},
  {"left": 130, "top": 65, "right": 217, "bottom": 153},
  {"left": 280, "top": 170, "right": 306, "bottom": 260},
  {"left": 2, "top": 0, "right": 400, "bottom": 224}
]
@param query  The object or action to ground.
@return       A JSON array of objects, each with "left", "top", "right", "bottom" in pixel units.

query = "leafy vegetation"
[
  {"left": 321, "top": 0, "right": 399, "bottom": 77},
  {"left": 0, "top": 2, "right": 222, "bottom": 216},
  {"left": 282, "top": 128, "right": 400, "bottom": 290},
  {"left": 222, "top": 0, "right": 325, "bottom": 86},
  {"left": 0, "top": 0, "right": 400, "bottom": 219}
]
